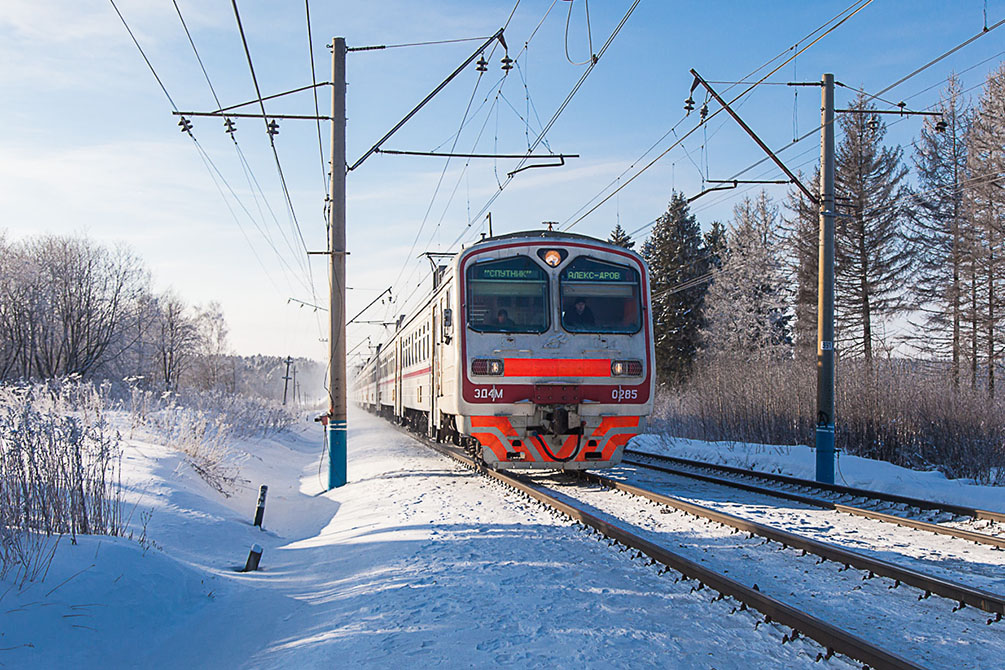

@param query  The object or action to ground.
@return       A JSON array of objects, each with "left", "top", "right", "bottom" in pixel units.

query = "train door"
[
  {"left": 429, "top": 304, "right": 438, "bottom": 436},
  {"left": 395, "top": 337, "right": 402, "bottom": 419}
]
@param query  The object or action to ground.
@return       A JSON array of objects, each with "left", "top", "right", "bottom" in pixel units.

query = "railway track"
[
  {"left": 623, "top": 449, "right": 1005, "bottom": 549},
  {"left": 577, "top": 468, "right": 1005, "bottom": 620},
  {"left": 393, "top": 424, "right": 926, "bottom": 669}
]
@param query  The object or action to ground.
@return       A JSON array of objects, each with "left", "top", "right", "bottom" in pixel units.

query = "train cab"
[{"left": 450, "top": 231, "right": 655, "bottom": 470}]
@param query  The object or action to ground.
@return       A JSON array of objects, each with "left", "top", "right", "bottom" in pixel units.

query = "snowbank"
[{"left": 631, "top": 434, "right": 1005, "bottom": 513}]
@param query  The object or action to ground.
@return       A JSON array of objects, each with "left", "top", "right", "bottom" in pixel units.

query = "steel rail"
[
  {"left": 578, "top": 469, "right": 1005, "bottom": 618},
  {"left": 402, "top": 429, "right": 924, "bottom": 669},
  {"left": 622, "top": 456, "right": 1005, "bottom": 550},
  {"left": 625, "top": 450, "right": 1005, "bottom": 524}
]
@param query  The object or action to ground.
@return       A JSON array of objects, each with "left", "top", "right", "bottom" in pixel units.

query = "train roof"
[{"left": 467, "top": 230, "right": 612, "bottom": 247}]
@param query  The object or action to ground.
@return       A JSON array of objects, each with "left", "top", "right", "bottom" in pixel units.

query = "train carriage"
[{"left": 354, "top": 230, "right": 655, "bottom": 470}]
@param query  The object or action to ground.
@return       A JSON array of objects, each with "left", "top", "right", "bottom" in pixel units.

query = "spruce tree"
[
  {"left": 703, "top": 221, "right": 727, "bottom": 270},
  {"left": 704, "top": 192, "right": 791, "bottom": 358},
  {"left": 640, "top": 192, "right": 710, "bottom": 384},
  {"left": 834, "top": 91, "right": 910, "bottom": 363},
  {"left": 908, "top": 75, "right": 971, "bottom": 385},
  {"left": 607, "top": 223, "right": 635, "bottom": 249},
  {"left": 781, "top": 170, "right": 820, "bottom": 362}
]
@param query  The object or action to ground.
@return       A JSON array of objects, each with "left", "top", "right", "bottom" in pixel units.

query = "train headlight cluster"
[
  {"left": 472, "top": 358, "right": 504, "bottom": 376},
  {"left": 611, "top": 360, "right": 643, "bottom": 376}
]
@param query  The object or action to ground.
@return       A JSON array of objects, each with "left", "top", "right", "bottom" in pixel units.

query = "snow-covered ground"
[
  {"left": 3, "top": 409, "right": 865, "bottom": 669},
  {"left": 632, "top": 434, "right": 1005, "bottom": 514},
  {"left": 4, "top": 410, "right": 1003, "bottom": 668}
]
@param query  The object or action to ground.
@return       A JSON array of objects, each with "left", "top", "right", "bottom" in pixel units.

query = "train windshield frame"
[
  {"left": 559, "top": 256, "right": 642, "bottom": 334},
  {"left": 466, "top": 255, "right": 550, "bottom": 333}
]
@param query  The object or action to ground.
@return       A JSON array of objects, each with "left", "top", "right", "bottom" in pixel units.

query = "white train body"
[{"left": 353, "top": 231, "right": 655, "bottom": 470}]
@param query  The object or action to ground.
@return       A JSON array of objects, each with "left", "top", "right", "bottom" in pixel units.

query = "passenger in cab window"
[
  {"left": 495, "top": 309, "right": 516, "bottom": 329},
  {"left": 563, "top": 297, "right": 595, "bottom": 329}
]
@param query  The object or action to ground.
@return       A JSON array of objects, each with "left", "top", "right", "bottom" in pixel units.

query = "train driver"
[
  {"left": 495, "top": 308, "right": 516, "bottom": 329},
  {"left": 563, "top": 297, "right": 595, "bottom": 329}
]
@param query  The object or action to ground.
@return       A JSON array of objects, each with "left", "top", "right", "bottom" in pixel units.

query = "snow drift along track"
[{"left": 396, "top": 424, "right": 923, "bottom": 670}]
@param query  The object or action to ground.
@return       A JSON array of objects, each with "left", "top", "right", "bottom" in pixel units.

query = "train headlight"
[
  {"left": 472, "top": 358, "right": 504, "bottom": 376},
  {"left": 611, "top": 360, "right": 643, "bottom": 376}
]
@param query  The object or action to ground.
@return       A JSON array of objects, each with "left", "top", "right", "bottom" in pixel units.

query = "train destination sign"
[
  {"left": 470, "top": 257, "right": 545, "bottom": 281},
  {"left": 562, "top": 258, "right": 636, "bottom": 283},
  {"left": 478, "top": 268, "right": 539, "bottom": 280}
]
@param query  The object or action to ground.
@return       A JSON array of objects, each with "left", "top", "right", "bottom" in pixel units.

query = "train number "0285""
[{"left": 612, "top": 387, "right": 638, "bottom": 401}]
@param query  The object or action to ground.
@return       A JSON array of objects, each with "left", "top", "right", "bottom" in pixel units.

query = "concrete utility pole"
[
  {"left": 282, "top": 355, "right": 294, "bottom": 405},
  {"left": 327, "top": 37, "right": 348, "bottom": 490},
  {"left": 816, "top": 73, "right": 836, "bottom": 484}
]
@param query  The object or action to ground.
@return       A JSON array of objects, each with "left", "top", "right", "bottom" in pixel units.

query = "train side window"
[
  {"left": 560, "top": 256, "right": 642, "bottom": 334},
  {"left": 466, "top": 255, "right": 549, "bottom": 333}
]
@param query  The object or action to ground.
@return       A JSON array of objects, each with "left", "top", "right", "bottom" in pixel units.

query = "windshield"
[
  {"left": 466, "top": 255, "right": 549, "bottom": 333},
  {"left": 560, "top": 256, "right": 642, "bottom": 334}
]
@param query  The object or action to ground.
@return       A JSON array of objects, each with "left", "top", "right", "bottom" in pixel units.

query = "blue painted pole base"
[
  {"left": 815, "top": 424, "right": 835, "bottom": 484},
  {"left": 327, "top": 421, "right": 347, "bottom": 490}
]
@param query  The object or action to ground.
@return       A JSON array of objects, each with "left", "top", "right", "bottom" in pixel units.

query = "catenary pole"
[
  {"left": 816, "top": 73, "right": 836, "bottom": 484},
  {"left": 327, "top": 37, "right": 348, "bottom": 489},
  {"left": 282, "top": 355, "right": 293, "bottom": 405}
]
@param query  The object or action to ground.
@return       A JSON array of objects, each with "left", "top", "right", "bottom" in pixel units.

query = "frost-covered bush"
[
  {"left": 121, "top": 383, "right": 295, "bottom": 496},
  {"left": 0, "top": 381, "right": 123, "bottom": 585},
  {"left": 657, "top": 356, "right": 1005, "bottom": 485}
]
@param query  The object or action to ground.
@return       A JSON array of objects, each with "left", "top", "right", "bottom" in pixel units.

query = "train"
[{"left": 352, "top": 230, "right": 655, "bottom": 469}]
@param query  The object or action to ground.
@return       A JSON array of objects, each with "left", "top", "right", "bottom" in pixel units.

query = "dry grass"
[
  {"left": 0, "top": 380, "right": 123, "bottom": 585},
  {"left": 656, "top": 356, "right": 1005, "bottom": 485}
]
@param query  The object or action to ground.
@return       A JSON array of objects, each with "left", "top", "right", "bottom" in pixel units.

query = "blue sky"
[{"left": 1, "top": 1, "right": 1002, "bottom": 362}]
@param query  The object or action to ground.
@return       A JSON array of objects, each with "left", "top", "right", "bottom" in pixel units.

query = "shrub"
[
  {"left": 0, "top": 381, "right": 123, "bottom": 585},
  {"left": 656, "top": 355, "right": 1005, "bottom": 485}
]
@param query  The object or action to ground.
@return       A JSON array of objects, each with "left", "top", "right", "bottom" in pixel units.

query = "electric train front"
[{"left": 456, "top": 234, "right": 654, "bottom": 470}]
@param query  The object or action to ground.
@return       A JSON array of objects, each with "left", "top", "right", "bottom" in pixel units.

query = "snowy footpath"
[{"left": 8, "top": 408, "right": 996, "bottom": 669}]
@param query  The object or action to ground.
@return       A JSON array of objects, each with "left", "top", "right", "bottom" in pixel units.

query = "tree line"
[
  {"left": 612, "top": 66, "right": 1005, "bottom": 394},
  {"left": 0, "top": 231, "right": 320, "bottom": 400}
]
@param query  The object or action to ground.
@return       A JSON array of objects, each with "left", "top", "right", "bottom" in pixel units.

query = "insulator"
[
  {"left": 178, "top": 116, "right": 193, "bottom": 134},
  {"left": 699, "top": 102, "right": 708, "bottom": 121},
  {"left": 935, "top": 119, "right": 948, "bottom": 133},
  {"left": 867, "top": 117, "right": 880, "bottom": 132},
  {"left": 224, "top": 118, "right": 237, "bottom": 135},
  {"left": 684, "top": 96, "right": 695, "bottom": 113},
  {"left": 267, "top": 119, "right": 280, "bottom": 136},
  {"left": 501, "top": 55, "right": 513, "bottom": 71},
  {"left": 476, "top": 55, "right": 487, "bottom": 73}
]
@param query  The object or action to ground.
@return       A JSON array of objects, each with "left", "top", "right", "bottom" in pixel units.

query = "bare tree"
[
  {"left": 190, "top": 302, "right": 233, "bottom": 392},
  {"left": 908, "top": 75, "right": 971, "bottom": 385},
  {"left": 966, "top": 64, "right": 1005, "bottom": 397},
  {"left": 153, "top": 293, "right": 200, "bottom": 391},
  {"left": 23, "top": 236, "right": 146, "bottom": 379}
]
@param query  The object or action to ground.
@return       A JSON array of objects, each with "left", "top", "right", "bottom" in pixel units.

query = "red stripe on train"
[{"left": 503, "top": 358, "right": 610, "bottom": 378}]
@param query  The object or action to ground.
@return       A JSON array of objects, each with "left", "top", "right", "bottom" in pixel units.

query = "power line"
[
  {"left": 868, "top": 15, "right": 1005, "bottom": 102},
  {"left": 382, "top": 0, "right": 544, "bottom": 321},
  {"left": 112, "top": 0, "right": 308, "bottom": 300},
  {"left": 562, "top": 0, "right": 875, "bottom": 232},
  {"left": 305, "top": 0, "right": 330, "bottom": 201},
  {"left": 172, "top": 0, "right": 316, "bottom": 297},
  {"left": 231, "top": 0, "right": 317, "bottom": 298},
  {"left": 108, "top": 0, "right": 179, "bottom": 111},
  {"left": 463, "top": 0, "right": 643, "bottom": 238},
  {"left": 560, "top": 0, "right": 874, "bottom": 232}
]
